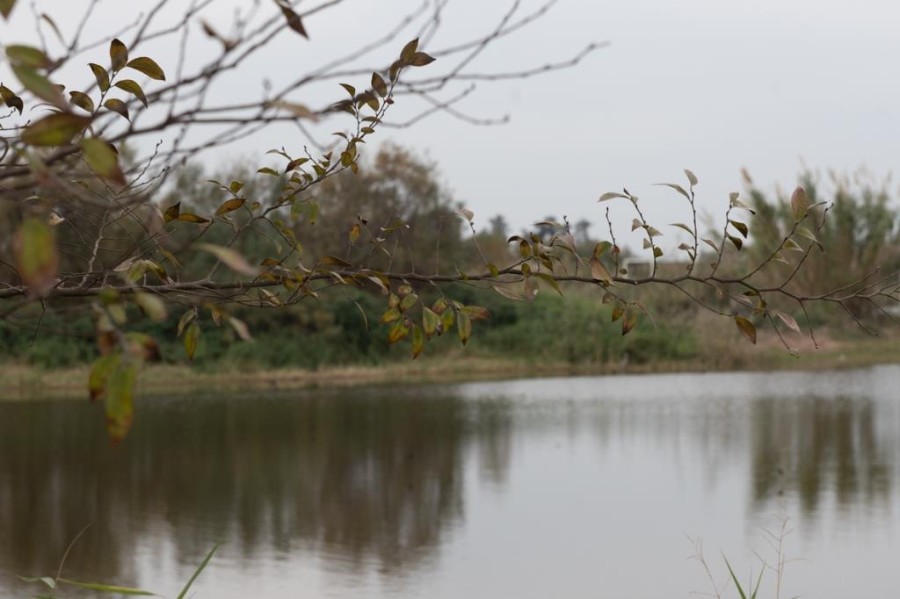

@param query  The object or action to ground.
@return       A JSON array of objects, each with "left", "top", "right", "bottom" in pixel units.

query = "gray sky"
[{"left": 4, "top": 0, "right": 900, "bottom": 250}]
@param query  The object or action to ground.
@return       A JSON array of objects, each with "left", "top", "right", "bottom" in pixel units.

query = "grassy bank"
[{"left": 3, "top": 333, "right": 899, "bottom": 401}]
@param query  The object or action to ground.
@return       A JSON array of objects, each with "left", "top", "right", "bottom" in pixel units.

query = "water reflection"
[{"left": 1, "top": 368, "right": 899, "bottom": 597}]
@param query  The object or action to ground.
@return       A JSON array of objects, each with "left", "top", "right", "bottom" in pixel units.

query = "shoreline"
[{"left": 3, "top": 336, "right": 900, "bottom": 401}]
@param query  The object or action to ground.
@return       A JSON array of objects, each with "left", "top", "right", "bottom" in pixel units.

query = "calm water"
[{"left": 2, "top": 367, "right": 900, "bottom": 598}]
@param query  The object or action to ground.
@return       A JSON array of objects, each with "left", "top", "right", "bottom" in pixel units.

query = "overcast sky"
[{"left": 4, "top": 0, "right": 900, "bottom": 249}]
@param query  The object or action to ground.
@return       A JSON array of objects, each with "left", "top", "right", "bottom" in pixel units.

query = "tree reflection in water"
[{"left": 0, "top": 391, "right": 512, "bottom": 589}]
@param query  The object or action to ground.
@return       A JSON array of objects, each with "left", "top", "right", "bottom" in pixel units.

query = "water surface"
[{"left": 2, "top": 367, "right": 899, "bottom": 597}]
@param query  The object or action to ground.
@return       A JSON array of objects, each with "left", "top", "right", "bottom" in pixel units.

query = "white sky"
[{"left": 3, "top": 0, "right": 900, "bottom": 247}]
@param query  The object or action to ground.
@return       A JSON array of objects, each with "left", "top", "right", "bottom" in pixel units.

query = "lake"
[{"left": 2, "top": 366, "right": 900, "bottom": 598}]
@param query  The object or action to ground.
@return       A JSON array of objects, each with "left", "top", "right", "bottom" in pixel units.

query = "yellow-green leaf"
[
  {"left": 22, "top": 113, "right": 90, "bottom": 147},
  {"left": 422, "top": 306, "right": 440, "bottom": 336},
  {"left": 411, "top": 325, "right": 425, "bottom": 359},
  {"left": 791, "top": 186, "right": 808, "bottom": 221},
  {"left": 109, "top": 38, "right": 128, "bottom": 71},
  {"left": 6, "top": 44, "right": 51, "bottom": 68},
  {"left": 69, "top": 90, "right": 95, "bottom": 112},
  {"left": 0, "top": 84, "right": 23, "bottom": 113},
  {"left": 177, "top": 309, "right": 196, "bottom": 337},
  {"left": 176, "top": 213, "right": 210, "bottom": 224},
  {"left": 164, "top": 202, "right": 181, "bottom": 222},
  {"left": 81, "top": 138, "right": 125, "bottom": 184},
  {"left": 134, "top": 292, "right": 166, "bottom": 322},
  {"left": 11, "top": 63, "right": 64, "bottom": 106},
  {"left": 114, "top": 79, "right": 147, "bottom": 107},
  {"left": 88, "top": 354, "right": 120, "bottom": 402},
  {"left": 457, "top": 311, "right": 472, "bottom": 345},
  {"left": 13, "top": 217, "right": 58, "bottom": 296},
  {"left": 734, "top": 315, "right": 757, "bottom": 344},
  {"left": 105, "top": 361, "right": 138, "bottom": 444},
  {"left": 461, "top": 305, "right": 491, "bottom": 321},
  {"left": 89, "top": 63, "right": 110, "bottom": 91},
  {"left": 184, "top": 322, "right": 200, "bottom": 361},
  {"left": 196, "top": 243, "right": 258, "bottom": 276},
  {"left": 0, "top": 0, "right": 16, "bottom": 18},
  {"left": 622, "top": 307, "right": 638, "bottom": 336},
  {"left": 104, "top": 98, "right": 129, "bottom": 120},
  {"left": 215, "top": 198, "right": 245, "bottom": 216},
  {"left": 126, "top": 56, "right": 166, "bottom": 80},
  {"left": 371, "top": 72, "right": 388, "bottom": 97},
  {"left": 590, "top": 256, "right": 613, "bottom": 284},
  {"left": 388, "top": 320, "right": 409, "bottom": 344}
]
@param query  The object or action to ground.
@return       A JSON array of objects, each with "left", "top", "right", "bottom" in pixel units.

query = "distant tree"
[{"left": 0, "top": 1, "right": 897, "bottom": 441}]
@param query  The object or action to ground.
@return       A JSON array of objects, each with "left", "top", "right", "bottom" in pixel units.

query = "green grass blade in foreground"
[
  {"left": 176, "top": 542, "right": 220, "bottom": 599},
  {"left": 57, "top": 578, "right": 156, "bottom": 595},
  {"left": 723, "top": 556, "right": 764, "bottom": 599}
]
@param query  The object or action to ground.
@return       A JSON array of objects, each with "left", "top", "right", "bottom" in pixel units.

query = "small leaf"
[
  {"left": 340, "top": 83, "right": 356, "bottom": 97},
  {"left": 670, "top": 222, "right": 695, "bottom": 236},
  {"left": 599, "top": 192, "right": 628, "bottom": 202},
  {"left": 462, "top": 305, "right": 491, "bottom": 321},
  {"left": 215, "top": 198, "right": 245, "bottom": 216},
  {"left": 177, "top": 309, "right": 196, "bottom": 337},
  {"left": 12, "top": 63, "right": 64, "bottom": 106},
  {"left": 6, "top": 44, "right": 51, "bottom": 68},
  {"left": 611, "top": 301, "right": 625, "bottom": 322},
  {"left": 729, "top": 220, "right": 749, "bottom": 238},
  {"left": 726, "top": 234, "right": 743, "bottom": 251},
  {"left": 457, "top": 207, "right": 474, "bottom": 222},
  {"left": 653, "top": 246, "right": 664, "bottom": 258},
  {"left": 380, "top": 307, "right": 401, "bottom": 324},
  {"left": 197, "top": 243, "right": 258, "bottom": 276},
  {"left": 177, "top": 213, "right": 210, "bottom": 224},
  {"left": 684, "top": 169, "right": 698, "bottom": 186},
  {"left": 109, "top": 38, "right": 128, "bottom": 71},
  {"left": 0, "top": 0, "right": 16, "bottom": 18},
  {"left": 422, "top": 307, "right": 440, "bottom": 336},
  {"left": 125, "top": 56, "right": 166, "bottom": 80},
  {"left": 317, "top": 255, "right": 353, "bottom": 268},
  {"left": 371, "top": 72, "right": 388, "bottom": 97},
  {"left": 411, "top": 325, "right": 425, "bottom": 359},
  {"left": 410, "top": 52, "right": 435, "bottom": 67},
  {"left": 88, "top": 354, "right": 120, "bottom": 402},
  {"left": 493, "top": 284, "right": 527, "bottom": 302},
  {"left": 135, "top": 292, "right": 167, "bottom": 322},
  {"left": 457, "top": 311, "right": 472, "bottom": 345},
  {"left": 400, "top": 293, "right": 418, "bottom": 311},
  {"left": 14, "top": 217, "right": 58, "bottom": 296},
  {"left": 164, "top": 202, "right": 181, "bottom": 222},
  {"left": 278, "top": 3, "right": 308, "bottom": 38},
  {"left": 88, "top": 63, "right": 111, "bottom": 92},
  {"left": 105, "top": 361, "right": 138, "bottom": 443},
  {"left": 349, "top": 223, "right": 361, "bottom": 244},
  {"left": 734, "top": 315, "right": 757, "bottom": 344},
  {"left": 184, "top": 322, "right": 200, "bottom": 361},
  {"left": 388, "top": 320, "right": 409, "bottom": 344},
  {"left": 590, "top": 257, "right": 613, "bottom": 284},
  {"left": 0, "top": 84, "right": 24, "bottom": 113},
  {"left": 790, "top": 186, "right": 808, "bottom": 221},
  {"left": 22, "top": 113, "right": 90, "bottom": 146},
  {"left": 228, "top": 317, "right": 253, "bottom": 341},
  {"left": 656, "top": 182, "right": 690, "bottom": 200},
  {"left": 774, "top": 309, "right": 801, "bottom": 334},
  {"left": 622, "top": 307, "right": 638, "bottom": 335},
  {"left": 104, "top": 98, "right": 129, "bottom": 120},
  {"left": 400, "top": 38, "right": 419, "bottom": 62},
  {"left": 69, "top": 90, "right": 95, "bottom": 112},
  {"left": 701, "top": 238, "right": 720, "bottom": 253},
  {"left": 81, "top": 138, "right": 125, "bottom": 184},
  {"left": 114, "top": 79, "right": 148, "bottom": 107}
]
